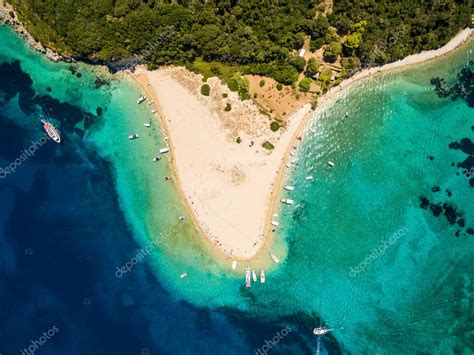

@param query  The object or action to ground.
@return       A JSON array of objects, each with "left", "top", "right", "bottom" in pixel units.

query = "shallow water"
[{"left": 0, "top": 24, "right": 472, "bottom": 354}]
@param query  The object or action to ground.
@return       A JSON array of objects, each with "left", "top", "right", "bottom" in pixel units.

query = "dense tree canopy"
[{"left": 9, "top": 0, "right": 471, "bottom": 84}]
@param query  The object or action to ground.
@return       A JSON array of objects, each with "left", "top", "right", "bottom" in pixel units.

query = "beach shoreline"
[{"left": 131, "top": 28, "right": 472, "bottom": 261}]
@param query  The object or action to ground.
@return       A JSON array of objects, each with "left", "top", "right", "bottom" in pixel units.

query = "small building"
[{"left": 298, "top": 48, "right": 305, "bottom": 57}]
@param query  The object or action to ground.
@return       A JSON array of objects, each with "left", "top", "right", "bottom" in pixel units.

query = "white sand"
[
  {"left": 135, "top": 67, "right": 311, "bottom": 259},
  {"left": 134, "top": 28, "right": 472, "bottom": 260}
]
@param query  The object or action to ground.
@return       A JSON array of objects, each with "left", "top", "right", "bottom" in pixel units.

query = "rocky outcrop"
[{"left": 0, "top": 2, "right": 67, "bottom": 62}]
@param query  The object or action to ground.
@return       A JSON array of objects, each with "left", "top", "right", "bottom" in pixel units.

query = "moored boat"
[
  {"left": 313, "top": 327, "right": 333, "bottom": 336},
  {"left": 260, "top": 269, "right": 265, "bottom": 283},
  {"left": 245, "top": 267, "right": 251, "bottom": 288},
  {"left": 269, "top": 253, "right": 280, "bottom": 263},
  {"left": 232, "top": 260, "right": 238, "bottom": 270},
  {"left": 252, "top": 269, "right": 257, "bottom": 282},
  {"left": 153, "top": 156, "right": 161, "bottom": 162},
  {"left": 305, "top": 175, "right": 313, "bottom": 181},
  {"left": 160, "top": 147, "right": 170, "bottom": 154},
  {"left": 280, "top": 198, "right": 294, "bottom": 205},
  {"left": 137, "top": 95, "right": 146, "bottom": 104},
  {"left": 144, "top": 123, "right": 151, "bottom": 128},
  {"left": 180, "top": 272, "right": 188, "bottom": 279},
  {"left": 41, "top": 119, "right": 61, "bottom": 143},
  {"left": 327, "top": 160, "right": 335, "bottom": 167},
  {"left": 271, "top": 220, "right": 279, "bottom": 227},
  {"left": 283, "top": 185, "right": 295, "bottom": 191},
  {"left": 128, "top": 133, "right": 139, "bottom": 140}
]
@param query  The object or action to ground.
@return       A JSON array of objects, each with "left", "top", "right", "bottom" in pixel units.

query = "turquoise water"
[{"left": 1, "top": 22, "right": 473, "bottom": 354}]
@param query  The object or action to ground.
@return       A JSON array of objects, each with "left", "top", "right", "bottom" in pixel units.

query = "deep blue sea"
[
  {"left": 0, "top": 26, "right": 325, "bottom": 355},
  {"left": 1, "top": 23, "right": 473, "bottom": 355}
]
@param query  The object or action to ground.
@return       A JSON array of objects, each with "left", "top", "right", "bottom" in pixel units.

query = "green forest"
[{"left": 8, "top": 0, "right": 471, "bottom": 85}]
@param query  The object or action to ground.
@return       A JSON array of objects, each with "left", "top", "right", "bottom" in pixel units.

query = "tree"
[
  {"left": 289, "top": 55, "right": 306, "bottom": 73},
  {"left": 201, "top": 84, "right": 210, "bottom": 96},
  {"left": 271, "top": 64, "right": 299, "bottom": 85},
  {"left": 304, "top": 58, "right": 320, "bottom": 78},
  {"left": 298, "top": 78, "right": 312, "bottom": 91},
  {"left": 324, "top": 41, "right": 342, "bottom": 63},
  {"left": 345, "top": 32, "right": 362, "bottom": 51}
]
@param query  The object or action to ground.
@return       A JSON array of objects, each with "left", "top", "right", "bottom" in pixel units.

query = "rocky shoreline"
[{"left": 0, "top": 2, "right": 67, "bottom": 62}]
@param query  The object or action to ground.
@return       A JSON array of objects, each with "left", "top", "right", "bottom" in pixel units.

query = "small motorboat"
[
  {"left": 245, "top": 267, "right": 251, "bottom": 288},
  {"left": 269, "top": 253, "right": 280, "bottom": 263},
  {"left": 280, "top": 198, "right": 294, "bottom": 205},
  {"left": 150, "top": 109, "right": 157, "bottom": 114},
  {"left": 144, "top": 123, "right": 151, "bottom": 128},
  {"left": 160, "top": 147, "right": 170, "bottom": 154},
  {"left": 313, "top": 327, "right": 333, "bottom": 336},
  {"left": 178, "top": 216, "right": 186, "bottom": 221},
  {"left": 232, "top": 260, "right": 238, "bottom": 270},
  {"left": 260, "top": 269, "right": 265, "bottom": 283},
  {"left": 283, "top": 185, "right": 295, "bottom": 191},
  {"left": 327, "top": 160, "right": 335, "bottom": 167},
  {"left": 180, "top": 273, "right": 188, "bottom": 279},
  {"left": 153, "top": 156, "right": 161, "bottom": 162},
  {"left": 137, "top": 96, "right": 146, "bottom": 104},
  {"left": 147, "top": 99, "right": 154, "bottom": 105},
  {"left": 163, "top": 176, "right": 171, "bottom": 181},
  {"left": 305, "top": 176, "right": 313, "bottom": 181},
  {"left": 128, "top": 134, "right": 139, "bottom": 140},
  {"left": 271, "top": 221, "right": 279, "bottom": 227},
  {"left": 252, "top": 270, "right": 257, "bottom": 282}
]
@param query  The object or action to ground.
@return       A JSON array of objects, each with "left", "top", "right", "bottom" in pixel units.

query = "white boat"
[
  {"left": 153, "top": 156, "right": 161, "bottom": 162},
  {"left": 245, "top": 267, "right": 251, "bottom": 288},
  {"left": 269, "top": 253, "right": 280, "bottom": 263},
  {"left": 305, "top": 175, "right": 313, "bottom": 181},
  {"left": 327, "top": 160, "right": 335, "bottom": 167},
  {"left": 283, "top": 185, "right": 295, "bottom": 191},
  {"left": 280, "top": 198, "right": 294, "bottom": 205},
  {"left": 137, "top": 95, "right": 146, "bottom": 104},
  {"left": 313, "top": 327, "right": 334, "bottom": 336},
  {"left": 147, "top": 99, "right": 154, "bottom": 105},
  {"left": 144, "top": 123, "right": 151, "bottom": 128},
  {"left": 128, "top": 134, "right": 139, "bottom": 140},
  {"left": 260, "top": 269, "right": 265, "bottom": 283},
  {"left": 41, "top": 119, "right": 61, "bottom": 143},
  {"left": 252, "top": 270, "right": 257, "bottom": 282},
  {"left": 180, "top": 272, "right": 188, "bottom": 279},
  {"left": 232, "top": 260, "right": 238, "bottom": 270},
  {"left": 178, "top": 216, "right": 186, "bottom": 221},
  {"left": 271, "top": 221, "right": 279, "bottom": 227},
  {"left": 159, "top": 147, "right": 170, "bottom": 154},
  {"left": 150, "top": 109, "right": 157, "bottom": 114}
]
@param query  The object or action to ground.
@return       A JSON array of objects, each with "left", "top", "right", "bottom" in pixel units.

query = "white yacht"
[{"left": 41, "top": 119, "right": 61, "bottom": 143}]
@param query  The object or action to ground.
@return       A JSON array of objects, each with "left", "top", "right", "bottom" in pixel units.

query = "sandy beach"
[{"left": 133, "top": 27, "right": 472, "bottom": 260}]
